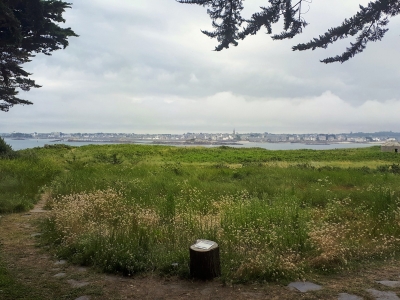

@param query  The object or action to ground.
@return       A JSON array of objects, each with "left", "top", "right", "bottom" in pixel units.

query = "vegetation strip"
[{"left": 2, "top": 141, "right": 400, "bottom": 282}]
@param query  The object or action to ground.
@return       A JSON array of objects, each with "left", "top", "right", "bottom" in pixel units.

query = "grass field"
[{"left": 1, "top": 143, "right": 400, "bottom": 282}]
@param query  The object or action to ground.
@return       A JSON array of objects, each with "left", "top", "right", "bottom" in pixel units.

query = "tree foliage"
[
  {"left": 0, "top": 136, "right": 17, "bottom": 158},
  {"left": 0, "top": 0, "right": 77, "bottom": 112},
  {"left": 178, "top": 0, "right": 400, "bottom": 63}
]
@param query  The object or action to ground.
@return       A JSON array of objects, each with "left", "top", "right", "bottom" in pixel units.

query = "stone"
[
  {"left": 104, "top": 274, "right": 119, "bottom": 282},
  {"left": 75, "top": 296, "right": 90, "bottom": 300},
  {"left": 377, "top": 281, "right": 400, "bottom": 288},
  {"left": 54, "top": 260, "right": 67, "bottom": 265},
  {"left": 288, "top": 281, "right": 322, "bottom": 292},
  {"left": 54, "top": 273, "right": 66, "bottom": 278},
  {"left": 366, "top": 289, "right": 400, "bottom": 300},
  {"left": 67, "top": 279, "right": 90, "bottom": 288},
  {"left": 30, "top": 233, "right": 42, "bottom": 237},
  {"left": 200, "top": 288, "right": 213, "bottom": 296},
  {"left": 30, "top": 208, "right": 46, "bottom": 213},
  {"left": 338, "top": 293, "right": 363, "bottom": 300}
]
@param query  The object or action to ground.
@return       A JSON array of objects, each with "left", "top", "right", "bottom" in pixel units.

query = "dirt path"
[{"left": 1, "top": 201, "right": 400, "bottom": 299}]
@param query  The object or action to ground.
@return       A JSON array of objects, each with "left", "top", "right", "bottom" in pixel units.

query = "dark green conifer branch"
[
  {"left": 177, "top": 0, "right": 245, "bottom": 51},
  {"left": 179, "top": 0, "right": 400, "bottom": 63},
  {"left": 0, "top": 0, "right": 78, "bottom": 112},
  {"left": 293, "top": 0, "right": 399, "bottom": 63}
]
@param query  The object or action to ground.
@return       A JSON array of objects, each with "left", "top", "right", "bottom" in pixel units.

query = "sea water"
[{"left": 4, "top": 138, "right": 376, "bottom": 151}]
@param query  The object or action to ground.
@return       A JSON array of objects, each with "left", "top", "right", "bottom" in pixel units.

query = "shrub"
[
  {"left": 391, "top": 163, "right": 400, "bottom": 174},
  {"left": 43, "top": 143, "right": 73, "bottom": 149},
  {"left": 0, "top": 137, "right": 17, "bottom": 159},
  {"left": 377, "top": 165, "right": 390, "bottom": 173}
]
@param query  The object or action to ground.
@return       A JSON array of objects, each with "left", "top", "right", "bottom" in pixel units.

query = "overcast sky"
[{"left": 2, "top": 0, "right": 400, "bottom": 134}]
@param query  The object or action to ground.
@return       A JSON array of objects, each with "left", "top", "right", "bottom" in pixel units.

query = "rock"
[
  {"left": 288, "top": 281, "right": 322, "bottom": 292},
  {"left": 377, "top": 281, "right": 400, "bottom": 288},
  {"left": 54, "top": 273, "right": 66, "bottom": 278},
  {"left": 338, "top": 293, "right": 363, "bottom": 300},
  {"left": 30, "top": 233, "right": 42, "bottom": 237},
  {"left": 366, "top": 289, "right": 400, "bottom": 300},
  {"left": 200, "top": 288, "right": 213, "bottom": 296},
  {"left": 30, "top": 208, "right": 46, "bottom": 213},
  {"left": 54, "top": 260, "right": 67, "bottom": 265},
  {"left": 75, "top": 296, "right": 90, "bottom": 300},
  {"left": 67, "top": 279, "right": 89, "bottom": 288}
]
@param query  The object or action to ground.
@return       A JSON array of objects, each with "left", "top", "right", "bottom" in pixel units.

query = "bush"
[
  {"left": 43, "top": 144, "right": 73, "bottom": 149},
  {"left": 391, "top": 163, "right": 400, "bottom": 174},
  {"left": 377, "top": 165, "right": 390, "bottom": 173},
  {"left": 0, "top": 137, "right": 18, "bottom": 159}
]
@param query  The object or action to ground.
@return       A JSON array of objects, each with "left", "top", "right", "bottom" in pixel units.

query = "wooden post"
[{"left": 189, "top": 239, "right": 221, "bottom": 280}]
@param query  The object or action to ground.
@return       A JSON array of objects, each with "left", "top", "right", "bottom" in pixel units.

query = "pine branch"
[
  {"left": 179, "top": 0, "right": 245, "bottom": 51},
  {"left": 1, "top": 0, "right": 77, "bottom": 111},
  {"left": 293, "top": 0, "right": 400, "bottom": 63}
]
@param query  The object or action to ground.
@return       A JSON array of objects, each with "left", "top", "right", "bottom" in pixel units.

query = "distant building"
[
  {"left": 381, "top": 142, "right": 400, "bottom": 153},
  {"left": 51, "top": 132, "right": 61, "bottom": 138},
  {"left": 354, "top": 137, "right": 367, "bottom": 143},
  {"left": 327, "top": 134, "right": 336, "bottom": 141},
  {"left": 336, "top": 135, "right": 346, "bottom": 141}
]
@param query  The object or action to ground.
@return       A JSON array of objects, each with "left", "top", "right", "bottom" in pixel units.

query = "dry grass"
[{"left": 45, "top": 182, "right": 400, "bottom": 282}]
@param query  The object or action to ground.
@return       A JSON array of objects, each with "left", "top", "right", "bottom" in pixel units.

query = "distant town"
[{"left": 2, "top": 131, "right": 400, "bottom": 146}]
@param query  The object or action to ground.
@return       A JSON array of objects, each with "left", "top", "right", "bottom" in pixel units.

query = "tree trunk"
[{"left": 189, "top": 239, "right": 221, "bottom": 280}]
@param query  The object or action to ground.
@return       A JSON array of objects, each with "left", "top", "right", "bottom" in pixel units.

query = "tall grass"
[
  {"left": 34, "top": 144, "right": 400, "bottom": 282},
  {"left": 3, "top": 143, "right": 400, "bottom": 281},
  {"left": 0, "top": 149, "right": 62, "bottom": 213},
  {"left": 45, "top": 181, "right": 400, "bottom": 281}
]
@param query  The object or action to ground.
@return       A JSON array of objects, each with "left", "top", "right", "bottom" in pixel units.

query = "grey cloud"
[{"left": 2, "top": 0, "right": 400, "bottom": 133}]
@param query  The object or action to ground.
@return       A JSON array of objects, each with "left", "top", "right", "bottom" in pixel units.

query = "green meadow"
[{"left": 1, "top": 143, "right": 400, "bottom": 282}]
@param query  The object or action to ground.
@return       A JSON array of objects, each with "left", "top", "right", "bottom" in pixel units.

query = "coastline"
[
  {"left": 4, "top": 137, "right": 384, "bottom": 151},
  {"left": 151, "top": 140, "right": 243, "bottom": 146}
]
